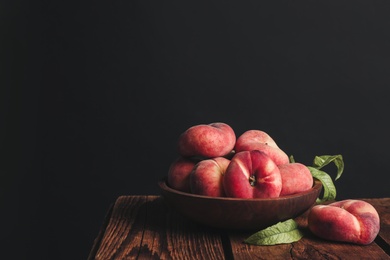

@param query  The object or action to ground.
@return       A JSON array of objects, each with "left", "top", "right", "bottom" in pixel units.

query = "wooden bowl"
[{"left": 158, "top": 178, "right": 322, "bottom": 230}]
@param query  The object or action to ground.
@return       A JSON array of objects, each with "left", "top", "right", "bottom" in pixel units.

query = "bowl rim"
[{"left": 158, "top": 177, "right": 322, "bottom": 202}]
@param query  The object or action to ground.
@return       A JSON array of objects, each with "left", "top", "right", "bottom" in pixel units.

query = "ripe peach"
[
  {"left": 223, "top": 150, "right": 282, "bottom": 199},
  {"left": 167, "top": 157, "right": 198, "bottom": 193},
  {"left": 177, "top": 122, "right": 236, "bottom": 158},
  {"left": 235, "top": 129, "right": 279, "bottom": 148},
  {"left": 234, "top": 130, "right": 289, "bottom": 165},
  {"left": 235, "top": 142, "right": 289, "bottom": 166},
  {"left": 278, "top": 162, "right": 313, "bottom": 196},
  {"left": 308, "top": 199, "right": 380, "bottom": 245},
  {"left": 190, "top": 157, "right": 230, "bottom": 197}
]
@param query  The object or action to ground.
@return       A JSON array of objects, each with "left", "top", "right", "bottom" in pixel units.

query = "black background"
[{"left": 2, "top": 1, "right": 390, "bottom": 259}]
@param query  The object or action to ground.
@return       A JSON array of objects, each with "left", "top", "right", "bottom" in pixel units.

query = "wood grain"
[
  {"left": 92, "top": 196, "right": 225, "bottom": 260},
  {"left": 89, "top": 197, "right": 390, "bottom": 260},
  {"left": 226, "top": 198, "right": 390, "bottom": 260}
]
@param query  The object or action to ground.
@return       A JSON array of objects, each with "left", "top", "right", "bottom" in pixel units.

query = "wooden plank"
[
  {"left": 90, "top": 197, "right": 390, "bottom": 259},
  {"left": 228, "top": 232, "right": 390, "bottom": 260},
  {"left": 92, "top": 195, "right": 226, "bottom": 260},
  {"left": 292, "top": 234, "right": 389, "bottom": 259},
  {"left": 227, "top": 231, "right": 293, "bottom": 260},
  {"left": 87, "top": 203, "right": 114, "bottom": 260},
  {"left": 226, "top": 207, "right": 313, "bottom": 260},
  {"left": 140, "top": 196, "right": 226, "bottom": 259},
  {"left": 94, "top": 196, "right": 149, "bottom": 259},
  {"left": 227, "top": 199, "right": 390, "bottom": 260}
]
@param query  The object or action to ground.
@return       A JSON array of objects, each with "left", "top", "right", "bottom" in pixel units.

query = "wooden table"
[{"left": 88, "top": 197, "right": 390, "bottom": 259}]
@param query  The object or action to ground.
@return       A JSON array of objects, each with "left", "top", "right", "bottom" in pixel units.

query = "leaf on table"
[{"left": 244, "top": 219, "right": 304, "bottom": 246}]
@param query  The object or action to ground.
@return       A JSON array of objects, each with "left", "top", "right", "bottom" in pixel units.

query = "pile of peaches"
[
  {"left": 168, "top": 122, "right": 311, "bottom": 199},
  {"left": 166, "top": 122, "right": 380, "bottom": 245}
]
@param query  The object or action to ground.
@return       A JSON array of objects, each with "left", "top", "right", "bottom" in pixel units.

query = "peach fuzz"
[
  {"left": 234, "top": 142, "right": 289, "bottom": 166},
  {"left": 190, "top": 157, "right": 230, "bottom": 197},
  {"left": 167, "top": 157, "right": 198, "bottom": 193},
  {"left": 278, "top": 162, "right": 313, "bottom": 196},
  {"left": 177, "top": 122, "right": 236, "bottom": 158},
  {"left": 235, "top": 129, "right": 279, "bottom": 148},
  {"left": 308, "top": 199, "right": 380, "bottom": 245},
  {"left": 223, "top": 150, "right": 282, "bottom": 199}
]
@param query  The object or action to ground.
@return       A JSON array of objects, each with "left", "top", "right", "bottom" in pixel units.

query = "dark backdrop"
[{"left": 2, "top": 0, "right": 390, "bottom": 259}]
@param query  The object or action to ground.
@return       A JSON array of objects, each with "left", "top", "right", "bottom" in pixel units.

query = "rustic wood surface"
[{"left": 88, "top": 197, "right": 390, "bottom": 260}]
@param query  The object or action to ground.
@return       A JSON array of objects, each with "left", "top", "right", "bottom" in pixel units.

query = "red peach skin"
[
  {"left": 234, "top": 129, "right": 289, "bottom": 166},
  {"left": 167, "top": 157, "right": 198, "bottom": 193},
  {"left": 235, "top": 142, "right": 289, "bottom": 166},
  {"left": 177, "top": 122, "right": 236, "bottom": 158},
  {"left": 278, "top": 162, "right": 313, "bottom": 196},
  {"left": 235, "top": 129, "right": 279, "bottom": 148},
  {"left": 223, "top": 150, "right": 282, "bottom": 199},
  {"left": 190, "top": 157, "right": 230, "bottom": 197},
  {"left": 308, "top": 199, "right": 380, "bottom": 245}
]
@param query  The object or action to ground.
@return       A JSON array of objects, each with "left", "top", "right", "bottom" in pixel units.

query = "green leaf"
[
  {"left": 307, "top": 154, "right": 344, "bottom": 203},
  {"left": 312, "top": 155, "right": 344, "bottom": 180},
  {"left": 307, "top": 166, "right": 337, "bottom": 203},
  {"left": 244, "top": 219, "right": 304, "bottom": 246},
  {"left": 289, "top": 155, "right": 296, "bottom": 163}
]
